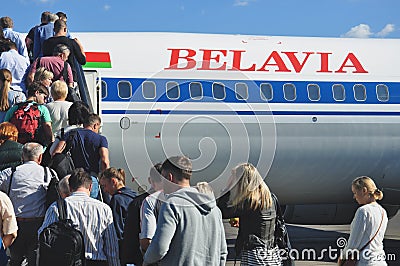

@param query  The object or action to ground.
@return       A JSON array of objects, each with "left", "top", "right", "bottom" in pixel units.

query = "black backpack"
[
  {"left": 49, "top": 129, "right": 77, "bottom": 179},
  {"left": 38, "top": 197, "right": 86, "bottom": 266}
]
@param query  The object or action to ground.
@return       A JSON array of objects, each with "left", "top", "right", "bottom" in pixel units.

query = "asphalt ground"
[{"left": 225, "top": 210, "right": 400, "bottom": 266}]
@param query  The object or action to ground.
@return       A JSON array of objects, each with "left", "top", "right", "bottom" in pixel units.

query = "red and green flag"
[{"left": 83, "top": 52, "right": 111, "bottom": 68}]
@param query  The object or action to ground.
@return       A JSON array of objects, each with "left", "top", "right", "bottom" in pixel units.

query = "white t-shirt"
[
  {"left": 343, "top": 202, "right": 388, "bottom": 266},
  {"left": 139, "top": 190, "right": 165, "bottom": 240},
  {"left": 45, "top": 100, "right": 73, "bottom": 134}
]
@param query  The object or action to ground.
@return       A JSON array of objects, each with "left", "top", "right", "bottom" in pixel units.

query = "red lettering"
[
  {"left": 229, "top": 50, "right": 256, "bottom": 71},
  {"left": 282, "top": 52, "right": 314, "bottom": 73},
  {"left": 335, "top": 53, "right": 368, "bottom": 73},
  {"left": 165, "top": 48, "right": 197, "bottom": 70},
  {"left": 198, "top": 49, "right": 227, "bottom": 70},
  {"left": 257, "top": 51, "right": 290, "bottom": 72},
  {"left": 317, "top": 52, "right": 333, "bottom": 73}
]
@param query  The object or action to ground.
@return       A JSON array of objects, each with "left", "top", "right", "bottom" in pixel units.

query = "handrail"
[{"left": 74, "top": 59, "right": 94, "bottom": 113}]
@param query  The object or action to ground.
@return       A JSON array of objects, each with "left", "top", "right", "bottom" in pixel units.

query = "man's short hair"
[
  {"left": 51, "top": 80, "right": 68, "bottom": 100},
  {"left": 68, "top": 101, "right": 90, "bottom": 125},
  {"left": 54, "top": 19, "right": 67, "bottom": 33},
  {"left": 53, "top": 44, "right": 70, "bottom": 56},
  {"left": 41, "top": 11, "right": 52, "bottom": 23},
  {"left": 0, "top": 17, "right": 13, "bottom": 29},
  {"left": 162, "top": 156, "right": 192, "bottom": 182},
  {"left": 58, "top": 175, "right": 71, "bottom": 197},
  {"left": 3, "top": 39, "right": 16, "bottom": 50},
  {"left": 69, "top": 168, "right": 92, "bottom": 191},
  {"left": 149, "top": 163, "right": 162, "bottom": 183},
  {"left": 56, "top": 11, "right": 67, "bottom": 20},
  {"left": 83, "top": 113, "right": 101, "bottom": 127},
  {"left": 27, "top": 82, "right": 49, "bottom": 97},
  {"left": 22, "top": 142, "right": 43, "bottom": 161}
]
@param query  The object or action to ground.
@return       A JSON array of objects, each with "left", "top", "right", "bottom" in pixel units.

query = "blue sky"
[{"left": 3, "top": 0, "right": 400, "bottom": 38}]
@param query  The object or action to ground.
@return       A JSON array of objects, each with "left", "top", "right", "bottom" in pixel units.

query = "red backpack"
[{"left": 9, "top": 102, "right": 41, "bottom": 144}]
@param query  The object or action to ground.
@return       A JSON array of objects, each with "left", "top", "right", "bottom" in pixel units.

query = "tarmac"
[{"left": 225, "top": 210, "right": 400, "bottom": 265}]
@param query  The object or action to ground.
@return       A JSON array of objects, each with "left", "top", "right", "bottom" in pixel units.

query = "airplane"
[{"left": 70, "top": 32, "right": 400, "bottom": 224}]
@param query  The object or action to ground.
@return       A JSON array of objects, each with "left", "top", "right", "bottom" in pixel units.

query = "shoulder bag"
[
  {"left": 340, "top": 208, "right": 385, "bottom": 266},
  {"left": 272, "top": 193, "right": 294, "bottom": 266}
]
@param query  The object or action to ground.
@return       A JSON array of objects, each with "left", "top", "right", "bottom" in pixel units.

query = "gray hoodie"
[{"left": 143, "top": 187, "right": 228, "bottom": 266}]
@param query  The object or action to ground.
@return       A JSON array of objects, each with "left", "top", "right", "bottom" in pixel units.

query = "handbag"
[
  {"left": 272, "top": 193, "right": 294, "bottom": 266},
  {"left": 340, "top": 209, "right": 384, "bottom": 266}
]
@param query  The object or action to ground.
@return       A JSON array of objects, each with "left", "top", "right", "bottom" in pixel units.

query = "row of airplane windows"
[{"left": 102, "top": 80, "right": 390, "bottom": 102}]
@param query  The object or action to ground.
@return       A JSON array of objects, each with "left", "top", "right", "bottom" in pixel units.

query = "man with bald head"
[{"left": 0, "top": 142, "right": 56, "bottom": 266}]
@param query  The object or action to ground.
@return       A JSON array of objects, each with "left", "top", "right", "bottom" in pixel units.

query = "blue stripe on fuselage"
[
  {"left": 101, "top": 77, "right": 400, "bottom": 104},
  {"left": 102, "top": 110, "right": 400, "bottom": 116}
]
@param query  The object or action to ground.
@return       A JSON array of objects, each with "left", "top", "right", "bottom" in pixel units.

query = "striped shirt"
[{"left": 38, "top": 192, "right": 121, "bottom": 266}]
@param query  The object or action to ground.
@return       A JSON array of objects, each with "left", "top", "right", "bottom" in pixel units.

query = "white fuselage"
[{"left": 75, "top": 32, "right": 400, "bottom": 206}]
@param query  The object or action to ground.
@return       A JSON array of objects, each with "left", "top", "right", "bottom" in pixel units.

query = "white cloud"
[
  {"left": 234, "top": 0, "right": 256, "bottom": 7},
  {"left": 104, "top": 4, "right": 111, "bottom": 11},
  {"left": 234, "top": 0, "right": 249, "bottom": 6},
  {"left": 342, "top": 23, "right": 395, "bottom": 38},
  {"left": 342, "top": 24, "right": 373, "bottom": 38},
  {"left": 376, "top": 24, "right": 395, "bottom": 37}
]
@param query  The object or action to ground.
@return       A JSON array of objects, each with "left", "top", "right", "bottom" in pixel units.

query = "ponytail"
[
  {"left": 352, "top": 176, "right": 383, "bottom": 201},
  {"left": 0, "top": 69, "right": 12, "bottom": 112},
  {"left": 373, "top": 188, "right": 384, "bottom": 201}
]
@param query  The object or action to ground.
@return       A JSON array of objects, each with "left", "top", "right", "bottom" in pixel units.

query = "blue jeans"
[{"left": 90, "top": 176, "right": 99, "bottom": 199}]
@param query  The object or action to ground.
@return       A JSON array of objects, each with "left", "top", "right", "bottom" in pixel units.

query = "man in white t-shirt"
[{"left": 139, "top": 164, "right": 165, "bottom": 253}]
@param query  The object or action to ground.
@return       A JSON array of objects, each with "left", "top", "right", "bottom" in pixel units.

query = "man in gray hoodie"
[{"left": 143, "top": 156, "right": 228, "bottom": 266}]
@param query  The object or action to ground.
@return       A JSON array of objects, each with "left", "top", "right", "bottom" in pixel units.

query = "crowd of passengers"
[{"left": 0, "top": 12, "right": 391, "bottom": 266}]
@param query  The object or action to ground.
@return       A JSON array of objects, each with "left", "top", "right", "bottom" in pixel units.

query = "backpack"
[
  {"left": 9, "top": 101, "right": 41, "bottom": 144},
  {"left": 38, "top": 198, "right": 86, "bottom": 266},
  {"left": 49, "top": 129, "right": 77, "bottom": 179}
]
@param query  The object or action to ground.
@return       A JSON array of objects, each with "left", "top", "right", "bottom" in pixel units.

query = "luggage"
[
  {"left": 9, "top": 101, "right": 41, "bottom": 144},
  {"left": 38, "top": 189, "right": 86, "bottom": 266},
  {"left": 49, "top": 129, "right": 77, "bottom": 179}
]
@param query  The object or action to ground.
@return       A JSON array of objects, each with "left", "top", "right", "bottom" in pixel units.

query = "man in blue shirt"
[
  {"left": 0, "top": 17, "right": 28, "bottom": 61},
  {"left": 0, "top": 40, "right": 30, "bottom": 92},
  {"left": 52, "top": 113, "right": 109, "bottom": 198}
]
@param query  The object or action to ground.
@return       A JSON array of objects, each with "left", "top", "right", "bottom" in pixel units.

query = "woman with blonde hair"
[
  {"left": 0, "top": 122, "right": 23, "bottom": 170},
  {"left": 218, "top": 163, "right": 282, "bottom": 265},
  {"left": 339, "top": 176, "right": 388, "bottom": 265},
  {"left": 33, "top": 67, "right": 53, "bottom": 101},
  {"left": 0, "top": 68, "right": 26, "bottom": 122}
]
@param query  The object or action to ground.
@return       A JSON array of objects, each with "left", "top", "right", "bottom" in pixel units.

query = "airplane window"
[
  {"left": 376, "top": 84, "right": 389, "bottom": 102},
  {"left": 142, "top": 81, "right": 156, "bottom": 99},
  {"left": 353, "top": 84, "right": 366, "bottom": 101},
  {"left": 307, "top": 84, "right": 320, "bottom": 101},
  {"left": 283, "top": 83, "right": 296, "bottom": 101},
  {"left": 118, "top": 81, "right": 132, "bottom": 99},
  {"left": 189, "top": 82, "right": 203, "bottom": 100},
  {"left": 235, "top": 83, "right": 248, "bottom": 100},
  {"left": 101, "top": 80, "right": 107, "bottom": 99},
  {"left": 260, "top": 83, "right": 273, "bottom": 101},
  {"left": 166, "top": 81, "right": 180, "bottom": 100},
  {"left": 213, "top": 82, "right": 226, "bottom": 100},
  {"left": 332, "top": 84, "right": 345, "bottom": 101}
]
